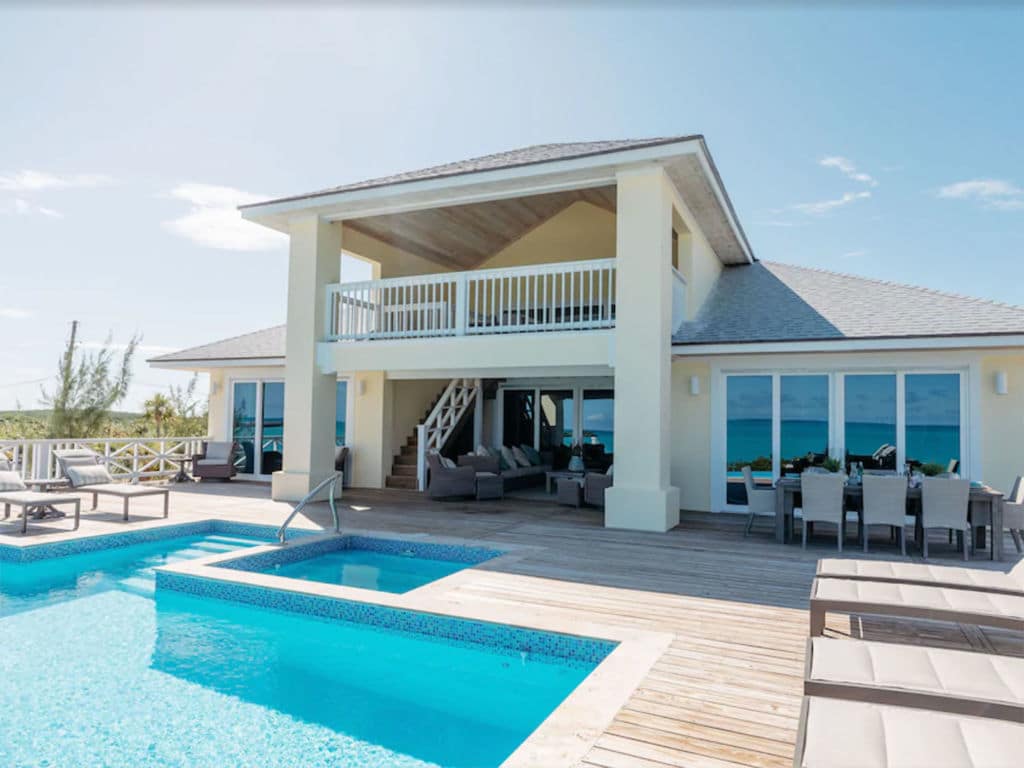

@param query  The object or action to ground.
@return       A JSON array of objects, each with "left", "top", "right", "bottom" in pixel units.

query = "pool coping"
[{"left": 153, "top": 528, "right": 672, "bottom": 768}]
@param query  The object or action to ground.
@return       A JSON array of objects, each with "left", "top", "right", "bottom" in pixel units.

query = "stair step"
[
  {"left": 393, "top": 455, "right": 417, "bottom": 467},
  {"left": 400, "top": 445, "right": 418, "bottom": 456},
  {"left": 391, "top": 463, "right": 417, "bottom": 476},
  {"left": 386, "top": 475, "right": 418, "bottom": 490}
]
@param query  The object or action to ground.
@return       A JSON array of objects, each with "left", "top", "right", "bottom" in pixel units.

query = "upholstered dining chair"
[
  {"left": 1003, "top": 476, "right": 1024, "bottom": 554},
  {"left": 920, "top": 476, "right": 971, "bottom": 560},
  {"left": 798, "top": 472, "right": 846, "bottom": 551},
  {"left": 741, "top": 465, "right": 776, "bottom": 536},
  {"left": 861, "top": 474, "right": 908, "bottom": 555}
]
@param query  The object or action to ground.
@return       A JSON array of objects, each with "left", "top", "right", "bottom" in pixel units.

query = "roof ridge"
[{"left": 761, "top": 260, "right": 1024, "bottom": 314}]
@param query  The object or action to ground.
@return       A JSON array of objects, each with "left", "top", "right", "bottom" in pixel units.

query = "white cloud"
[
  {"left": 0, "top": 308, "right": 33, "bottom": 319},
  {"left": 0, "top": 170, "right": 114, "bottom": 192},
  {"left": 840, "top": 249, "right": 868, "bottom": 259},
  {"left": 937, "top": 179, "right": 1024, "bottom": 211},
  {"left": 792, "top": 190, "right": 871, "bottom": 216},
  {"left": 821, "top": 156, "right": 877, "bottom": 187},
  {"left": 0, "top": 198, "right": 62, "bottom": 218},
  {"left": 162, "top": 183, "right": 286, "bottom": 251}
]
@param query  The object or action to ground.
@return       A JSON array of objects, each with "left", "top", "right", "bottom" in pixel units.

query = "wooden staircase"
[{"left": 385, "top": 434, "right": 421, "bottom": 490}]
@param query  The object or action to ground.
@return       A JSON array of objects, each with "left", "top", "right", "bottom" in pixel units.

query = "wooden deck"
[{"left": 6, "top": 482, "right": 1022, "bottom": 767}]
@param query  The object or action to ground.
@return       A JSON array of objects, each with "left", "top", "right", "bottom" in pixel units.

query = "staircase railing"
[
  {"left": 416, "top": 378, "right": 481, "bottom": 491},
  {"left": 277, "top": 472, "right": 342, "bottom": 544}
]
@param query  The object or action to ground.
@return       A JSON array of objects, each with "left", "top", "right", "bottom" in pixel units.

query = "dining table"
[{"left": 774, "top": 476, "right": 1006, "bottom": 560}]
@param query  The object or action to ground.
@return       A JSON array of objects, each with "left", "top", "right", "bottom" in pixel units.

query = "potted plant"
[{"left": 822, "top": 457, "right": 842, "bottom": 473}]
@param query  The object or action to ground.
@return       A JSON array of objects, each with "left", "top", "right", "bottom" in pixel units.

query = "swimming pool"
[
  {"left": 216, "top": 534, "right": 503, "bottom": 594},
  {"left": 0, "top": 524, "right": 611, "bottom": 767}
]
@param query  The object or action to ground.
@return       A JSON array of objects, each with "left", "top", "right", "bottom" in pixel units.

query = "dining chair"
[
  {"left": 920, "top": 476, "right": 971, "bottom": 560},
  {"left": 741, "top": 465, "right": 776, "bottom": 536},
  {"left": 1003, "top": 476, "right": 1024, "bottom": 554},
  {"left": 861, "top": 474, "right": 908, "bottom": 555},
  {"left": 798, "top": 471, "right": 846, "bottom": 551}
]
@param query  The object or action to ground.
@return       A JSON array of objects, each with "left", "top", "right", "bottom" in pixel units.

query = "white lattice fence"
[{"left": 0, "top": 437, "right": 208, "bottom": 483}]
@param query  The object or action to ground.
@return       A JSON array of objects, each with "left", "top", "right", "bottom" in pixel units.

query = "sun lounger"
[
  {"left": 1, "top": 491, "right": 81, "bottom": 533},
  {"left": 804, "top": 636, "right": 1024, "bottom": 721},
  {"left": 817, "top": 558, "right": 1024, "bottom": 597},
  {"left": 56, "top": 454, "right": 170, "bottom": 522},
  {"left": 809, "top": 577, "right": 1024, "bottom": 635},
  {"left": 793, "top": 695, "right": 1024, "bottom": 768}
]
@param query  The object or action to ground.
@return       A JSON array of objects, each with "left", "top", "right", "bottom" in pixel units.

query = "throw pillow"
[
  {"left": 606, "top": 464, "right": 614, "bottom": 478},
  {"left": 475, "top": 445, "right": 491, "bottom": 457},
  {"left": 511, "top": 446, "right": 531, "bottom": 468},
  {"left": 0, "top": 470, "right": 27, "bottom": 492},
  {"left": 440, "top": 456, "right": 457, "bottom": 470},
  {"left": 65, "top": 463, "right": 114, "bottom": 488},
  {"left": 499, "top": 446, "right": 516, "bottom": 471},
  {"left": 520, "top": 444, "right": 542, "bottom": 466}
]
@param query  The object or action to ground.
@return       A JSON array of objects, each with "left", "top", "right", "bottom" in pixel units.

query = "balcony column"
[
  {"left": 272, "top": 215, "right": 342, "bottom": 502},
  {"left": 604, "top": 166, "right": 681, "bottom": 531}
]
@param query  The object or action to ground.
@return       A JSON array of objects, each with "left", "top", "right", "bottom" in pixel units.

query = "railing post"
[
  {"left": 416, "top": 424, "right": 428, "bottom": 491},
  {"left": 454, "top": 273, "right": 468, "bottom": 336}
]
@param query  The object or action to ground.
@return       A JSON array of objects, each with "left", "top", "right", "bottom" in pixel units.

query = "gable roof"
[
  {"left": 148, "top": 325, "right": 285, "bottom": 365},
  {"left": 674, "top": 261, "right": 1024, "bottom": 346},
  {"left": 240, "top": 137, "right": 701, "bottom": 208}
]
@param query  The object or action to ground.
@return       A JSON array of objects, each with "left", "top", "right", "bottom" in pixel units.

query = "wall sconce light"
[
  {"left": 358, "top": 378, "right": 367, "bottom": 397},
  {"left": 689, "top": 375, "right": 701, "bottom": 396},
  {"left": 209, "top": 380, "right": 220, "bottom": 396},
  {"left": 995, "top": 371, "right": 1009, "bottom": 396}
]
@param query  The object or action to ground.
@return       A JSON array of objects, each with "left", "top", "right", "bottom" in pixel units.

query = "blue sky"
[{"left": 1, "top": 3, "right": 1022, "bottom": 411}]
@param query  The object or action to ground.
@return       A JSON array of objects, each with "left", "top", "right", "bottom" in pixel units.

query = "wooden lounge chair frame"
[{"left": 1, "top": 492, "right": 81, "bottom": 534}]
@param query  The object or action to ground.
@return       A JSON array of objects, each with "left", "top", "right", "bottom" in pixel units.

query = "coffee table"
[{"left": 545, "top": 470, "right": 585, "bottom": 494}]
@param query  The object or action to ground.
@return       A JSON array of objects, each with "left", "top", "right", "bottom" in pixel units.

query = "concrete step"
[{"left": 386, "top": 475, "right": 418, "bottom": 490}]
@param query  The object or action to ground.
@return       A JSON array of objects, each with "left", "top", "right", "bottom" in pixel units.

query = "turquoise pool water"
[
  {"left": 0, "top": 532, "right": 601, "bottom": 767},
  {"left": 264, "top": 549, "right": 468, "bottom": 593}
]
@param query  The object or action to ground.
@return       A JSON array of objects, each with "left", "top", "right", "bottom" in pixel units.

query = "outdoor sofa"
[
  {"left": 55, "top": 449, "right": 170, "bottom": 521},
  {"left": 426, "top": 452, "right": 477, "bottom": 499},
  {"left": 457, "top": 445, "right": 552, "bottom": 490}
]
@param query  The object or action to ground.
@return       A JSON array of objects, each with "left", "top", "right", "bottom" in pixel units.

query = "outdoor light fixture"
[
  {"left": 689, "top": 375, "right": 701, "bottom": 396},
  {"left": 358, "top": 378, "right": 367, "bottom": 396},
  {"left": 995, "top": 371, "right": 1009, "bottom": 395}
]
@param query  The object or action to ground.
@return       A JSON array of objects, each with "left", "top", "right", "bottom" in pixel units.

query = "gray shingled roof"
[
  {"left": 149, "top": 325, "right": 285, "bottom": 364},
  {"left": 674, "top": 261, "right": 1024, "bottom": 345},
  {"left": 240, "top": 136, "right": 701, "bottom": 208}
]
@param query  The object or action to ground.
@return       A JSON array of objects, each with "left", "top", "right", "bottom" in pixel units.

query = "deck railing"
[
  {"left": 0, "top": 436, "right": 208, "bottom": 483},
  {"left": 326, "top": 258, "right": 618, "bottom": 342}
]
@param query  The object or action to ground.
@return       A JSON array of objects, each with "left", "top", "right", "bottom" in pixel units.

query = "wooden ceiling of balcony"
[{"left": 345, "top": 185, "right": 616, "bottom": 270}]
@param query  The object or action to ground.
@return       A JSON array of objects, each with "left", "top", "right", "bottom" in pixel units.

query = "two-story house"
[{"left": 151, "top": 136, "right": 1024, "bottom": 532}]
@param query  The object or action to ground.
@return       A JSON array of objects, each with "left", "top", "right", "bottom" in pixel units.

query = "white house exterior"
[{"left": 150, "top": 136, "right": 1024, "bottom": 532}]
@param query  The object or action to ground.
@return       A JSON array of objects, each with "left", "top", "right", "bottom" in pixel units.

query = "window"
[
  {"left": 726, "top": 376, "right": 772, "bottom": 504},
  {"left": 502, "top": 390, "right": 535, "bottom": 449},
  {"left": 539, "top": 390, "right": 574, "bottom": 451},
  {"left": 581, "top": 389, "right": 614, "bottom": 468},
  {"left": 780, "top": 375, "right": 829, "bottom": 473},
  {"left": 844, "top": 375, "right": 897, "bottom": 470},
  {"left": 231, "top": 382, "right": 257, "bottom": 474},
  {"left": 905, "top": 373, "right": 960, "bottom": 471},
  {"left": 335, "top": 381, "right": 348, "bottom": 446}
]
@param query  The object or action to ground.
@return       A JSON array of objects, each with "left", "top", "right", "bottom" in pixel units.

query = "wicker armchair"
[
  {"left": 426, "top": 453, "right": 475, "bottom": 499},
  {"left": 192, "top": 441, "right": 237, "bottom": 481},
  {"left": 584, "top": 470, "right": 613, "bottom": 507}
]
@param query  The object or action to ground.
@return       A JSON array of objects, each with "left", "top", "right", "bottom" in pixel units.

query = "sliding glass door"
[
  {"left": 231, "top": 379, "right": 349, "bottom": 477},
  {"left": 726, "top": 376, "right": 772, "bottom": 505},
  {"left": 905, "top": 373, "right": 960, "bottom": 471}
]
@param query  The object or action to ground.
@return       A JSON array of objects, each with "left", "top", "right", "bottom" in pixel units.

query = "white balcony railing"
[
  {"left": 0, "top": 436, "right": 208, "bottom": 483},
  {"left": 326, "top": 258, "right": 617, "bottom": 342}
]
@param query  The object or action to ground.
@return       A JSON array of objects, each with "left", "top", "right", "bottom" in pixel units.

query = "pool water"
[
  {"left": 264, "top": 549, "right": 468, "bottom": 593},
  {"left": 0, "top": 533, "right": 601, "bottom": 767}
]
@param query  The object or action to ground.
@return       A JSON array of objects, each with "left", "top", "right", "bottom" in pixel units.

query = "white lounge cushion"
[
  {"left": 203, "top": 441, "right": 233, "bottom": 461},
  {"left": 798, "top": 697, "right": 1023, "bottom": 768},
  {"left": 197, "top": 458, "right": 229, "bottom": 467},
  {"left": 0, "top": 470, "right": 27, "bottom": 492},
  {"left": 85, "top": 483, "right": 168, "bottom": 497},
  {"left": 511, "top": 446, "right": 531, "bottom": 468},
  {"left": 808, "top": 637, "right": 1024, "bottom": 709},
  {"left": 818, "top": 558, "right": 1024, "bottom": 595},
  {"left": 0, "top": 490, "right": 79, "bottom": 506},
  {"left": 65, "top": 463, "right": 114, "bottom": 488}
]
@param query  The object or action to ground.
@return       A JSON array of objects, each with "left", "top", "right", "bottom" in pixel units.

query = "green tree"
[
  {"left": 40, "top": 321, "right": 139, "bottom": 438},
  {"left": 143, "top": 393, "right": 175, "bottom": 436}
]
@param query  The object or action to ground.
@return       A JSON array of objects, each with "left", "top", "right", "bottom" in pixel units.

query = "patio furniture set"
[
  {"left": 795, "top": 558, "right": 1023, "bottom": 766},
  {"left": 742, "top": 466, "right": 1022, "bottom": 560}
]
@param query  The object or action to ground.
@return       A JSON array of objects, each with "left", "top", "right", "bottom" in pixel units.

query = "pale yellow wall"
[
  {"left": 980, "top": 353, "right": 1024, "bottom": 494},
  {"left": 686, "top": 233, "right": 722, "bottom": 320},
  {"left": 388, "top": 379, "right": 448, "bottom": 466},
  {"left": 477, "top": 201, "right": 615, "bottom": 270},
  {"left": 348, "top": 371, "right": 388, "bottom": 488},
  {"left": 344, "top": 228, "right": 453, "bottom": 279},
  {"left": 670, "top": 359, "right": 712, "bottom": 512}
]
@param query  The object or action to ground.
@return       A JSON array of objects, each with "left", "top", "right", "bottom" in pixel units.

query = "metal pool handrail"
[{"left": 277, "top": 472, "right": 342, "bottom": 544}]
